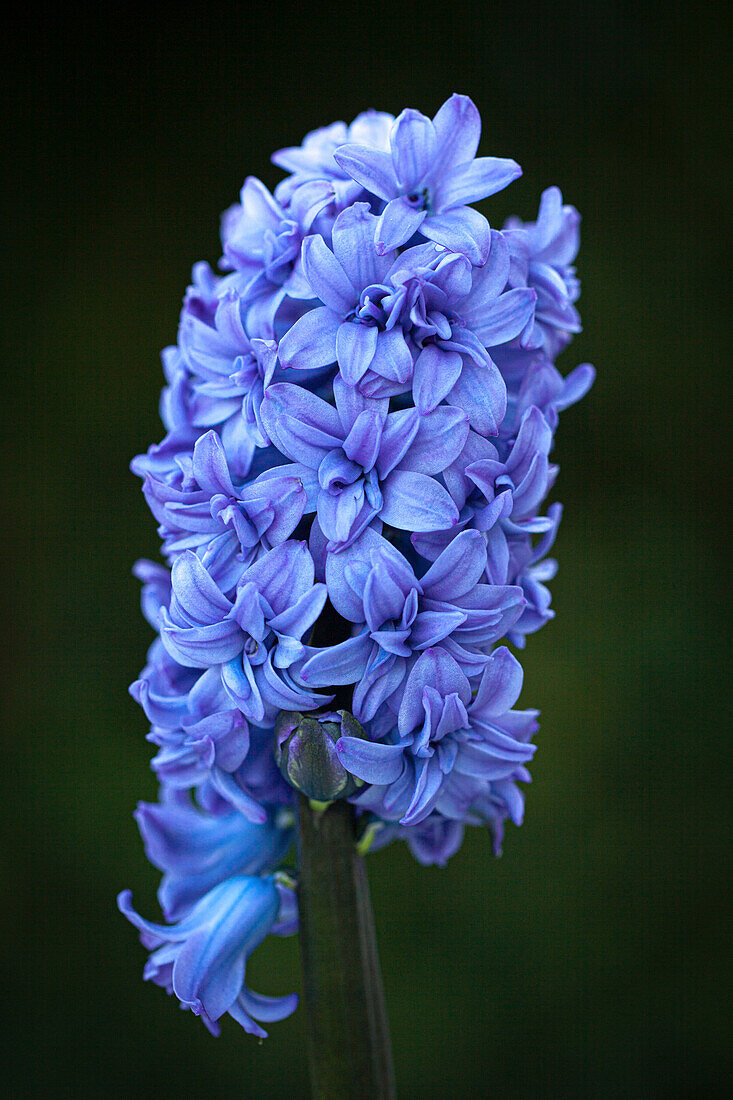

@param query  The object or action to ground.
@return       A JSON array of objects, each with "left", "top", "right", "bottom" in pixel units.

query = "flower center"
[
  {"left": 318, "top": 449, "right": 363, "bottom": 495},
  {"left": 405, "top": 186, "right": 431, "bottom": 213}
]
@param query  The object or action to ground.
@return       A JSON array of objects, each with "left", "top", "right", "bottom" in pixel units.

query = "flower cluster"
[{"left": 120, "top": 93, "right": 593, "bottom": 1036}]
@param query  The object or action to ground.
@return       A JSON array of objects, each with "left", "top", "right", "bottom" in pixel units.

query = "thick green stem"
[{"left": 297, "top": 795, "right": 396, "bottom": 1100}]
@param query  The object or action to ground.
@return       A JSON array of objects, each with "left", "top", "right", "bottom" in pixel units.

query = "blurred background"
[{"left": 4, "top": 3, "right": 730, "bottom": 1096}]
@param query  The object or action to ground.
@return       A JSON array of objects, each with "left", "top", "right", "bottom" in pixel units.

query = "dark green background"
[{"left": 4, "top": 3, "right": 730, "bottom": 1096}]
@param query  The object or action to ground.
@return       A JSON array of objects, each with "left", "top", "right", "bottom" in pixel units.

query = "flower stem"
[{"left": 297, "top": 795, "right": 396, "bottom": 1099}]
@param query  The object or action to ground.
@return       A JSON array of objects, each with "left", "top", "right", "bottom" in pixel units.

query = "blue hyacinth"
[{"left": 121, "top": 92, "right": 594, "bottom": 1039}]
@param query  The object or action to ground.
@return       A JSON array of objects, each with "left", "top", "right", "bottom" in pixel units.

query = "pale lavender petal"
[
  {"left": 174, "top": 926, "right": 245, "bottom": 1019},
  {"left": 471, "top": 646, "right": 524, "bottom": 717},
  {"left": 390, "top": 108, "right": 437, "bottom": 190},
  {"left": 259, "top": 654, "right": 333, "bottom": 714},
  {"left": 353, "top": 655, "right": 408, "bottom": 721},
  {"left": 277, "top": 307, "right": 340, "bottom": 371},
  {"left": 397, "top": 407, "right": 468, "bottom": 475},
  {"left": 460, "top": 232, "right": 511, "bottom": 318},
  {"left": 448, "top": 358, "right": 507, "bottom": 436},
  {"left": 192, "top": 431, "right": 236, "bottom": 497},
  {"left": 221, "top": 655, "right": 266, "bottom": 724},
  {"left": 556, "top": 363, "right": 596, "bottom": 410},
  {"left": 336, "top": 322, "right": 378, "bottom": 385},
  {"left": 431, "top": 93, "right": 481, "bottom": 171},
  {"left": 332, "top": 201, "right": 393, "bottom": 287},
  {"left": 409, "top": 609, "right": 466, "bottom": 649},
  {"left": 235, "top": 988, "right": 299, "bottom": 1025},
  {"left": 375, "top": 197, "right": 427, "bottom": 255},
  {"left": 422, "top": 207, "right": 491, "bottom": 266},
  {"left": 301, "top": 235, "right": 356, "bottom": 313},
  {"left": 420, "top": 529, "right": 488, "bottom": 600},
  {"left": 171, "top": 552, "right": 231, "bottom": 624},
  {"left": 375, "top": 408, "right": 419, "bottom": 479},
  {"left": 332, "top": 144, "right": 397, "bottom": 201},
  {"left": 243, "top": 540, "right": 315, "bottom": 616},
  {"left": 434, "top": 157, "right": 522, "bottom": 209},
  {"left": 333, "top": 373, "right": 389, "bottom": 435},
  {"left": 161, "top": 618, "right": 242, "bottom": 669},
  {"left": 256, "top": 462, "right": 319, "bottom": 511},
  {"left": 342, "top": 408, "right": 383, "bottom": 470},
  {"left": 260, "top": 383, "right": 343, "bottom": 467},
  {"left": 363, "top": 558, "right": 412, "bottom": 630},
  {"left": 473, "top": 288, "right": 537, "bottom": 347},
  {"left": 400, "top": 757, "right": 445, "bottom": 826},
  {"left": 380, "top": 470, "right": 458, "bottom": 532},
  {"left": 210, "top": 766, "right": 268, "bottom": 822},
  {"left": 399, "top": 648, "right": 471, "bottom": 736},
  {"left": 318, "top": 484, "right": 374, "bottom": 548},
  {"left": 412, "top": 346, "right": 463, "bottom": 414},
  {"left": 301, "top": 632, "right": 372, "bottom": 686},
  {"left": 323, "top": 526, "right": 383, "bottom": 621},
  {"left": 367, "top": 328, "right": 414, "bottom": 384},
  {"left": 268, "top": 583, "right": 327, "bottom": 640}
]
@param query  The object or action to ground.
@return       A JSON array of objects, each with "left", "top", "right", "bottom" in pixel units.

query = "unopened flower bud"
[{"left": 275, "top": 710, "right": 366, "bottom": 802}]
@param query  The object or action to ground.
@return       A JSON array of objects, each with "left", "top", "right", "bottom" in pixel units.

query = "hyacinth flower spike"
[{"left": 121, "top": 92, "right": 593, "bottom": 1098}]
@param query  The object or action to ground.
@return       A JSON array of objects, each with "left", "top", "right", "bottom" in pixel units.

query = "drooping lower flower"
[
  {"left": 135, "top": 794, "right": 292, "bottom": 921},
  {"left": 118, "top": 875, "right": 297, "bottom": 1037}
]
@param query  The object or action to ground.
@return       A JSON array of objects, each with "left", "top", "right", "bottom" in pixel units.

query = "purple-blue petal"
[
  {"left": 301, "top": 235, "right": 355, "bottom": 313},
  {"left": 422, "top": 207, "right": 491, "bottom": 265},
  {"left": 300, "top": 631, "right": 372, "bottom": 686},
  {"left": 434, "top": 156, "right": 522, "bottom": 210},
  {"left": 380, "top": 470, "right": 459, "bottom": 532},
  {"left": 375, "top": 197, "right": 427, "bottom": 254},
  {"left": 277, "top": 306, "right": 340, "bottom": 371},
  {"left": 336, "top": 321, "right": 378, "bottom": 385},
  {"left": 431, "top": 93, "right": 481, "bottom": 171},
  {"left": 336, "top": 736, "right": 406, "bottom": 785},
  {"left": 332, "top": 144, "right": 397, "bottom": 201},
  {"left": 471, "top": 646, "right": 524, "bottom": 717},
  {"left": 390, "top": 108, "right": 437, "bottom": 190}
]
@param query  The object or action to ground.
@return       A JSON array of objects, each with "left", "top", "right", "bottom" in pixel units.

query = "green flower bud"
[{"left": 275, "top": 710, "right": 366, "bottom": 803}]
